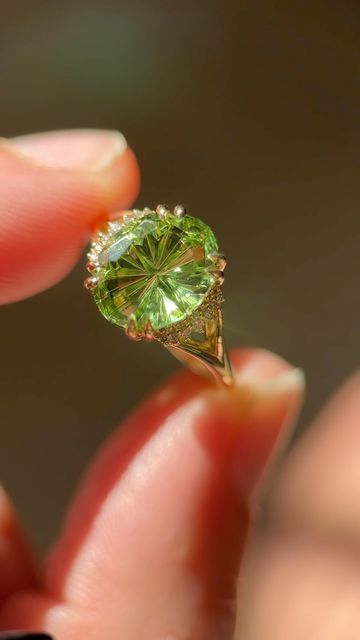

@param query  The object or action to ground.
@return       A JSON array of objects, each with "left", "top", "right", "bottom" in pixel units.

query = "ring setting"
[{"left": 85, "top": 205, "right": 233, "bottom": 387}]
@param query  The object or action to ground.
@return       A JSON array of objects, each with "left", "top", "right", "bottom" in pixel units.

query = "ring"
[{"left": 84, "top": 204, "right": 233, "bottom": 387}]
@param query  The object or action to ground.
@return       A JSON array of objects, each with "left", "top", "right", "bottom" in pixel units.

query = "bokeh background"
[{"left": 1, "top": 1, "right": 359, "bottom": 549}]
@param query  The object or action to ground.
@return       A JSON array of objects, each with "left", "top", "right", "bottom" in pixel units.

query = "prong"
[
  {"left": 211, "top": 270, "right": 224, "bottom": 285},
  {"left": 143, "top": 207, "right": 153, "bottom": 215},
  {"left": 174, "top": 204, "right": 186, "bottom": 218},
  {"left": 209, "top": 252, "right": 227, "bottom": 271},
  {"left": 156, "top": 203, "right": 169, "bottom": 219},
  {"left": 125, "top": 315, "right": 143, "bottom": 341},
  {"left": 86, "top": 261, "right": 98, "bottom": 273},
  {"left": 144, "top": 320, "right": 155, "bottom": 341},
  {"left": 84, "top": 276, "right": 99, "bottom": 291}
]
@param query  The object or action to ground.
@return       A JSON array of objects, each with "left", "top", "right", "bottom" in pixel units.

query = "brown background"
[{"left": 0, "top": 1, "right": 359, "bottom": 549}]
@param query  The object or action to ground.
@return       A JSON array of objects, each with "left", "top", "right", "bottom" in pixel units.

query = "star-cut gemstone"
[{"left": 91, "top": 210, "right": 218, "bottom": 331}]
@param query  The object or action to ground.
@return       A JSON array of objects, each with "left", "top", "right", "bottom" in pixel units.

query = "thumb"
[
  {"left": 0, "top": 350, "right": 304, "bottom": 639},
  {"left": 0, "top": 129, "right": 140, "bottom": 304}
]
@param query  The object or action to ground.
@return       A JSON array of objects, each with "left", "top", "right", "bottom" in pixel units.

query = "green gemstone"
[{"left": 92, "top": 211, "right": 218, "bottom": 331}]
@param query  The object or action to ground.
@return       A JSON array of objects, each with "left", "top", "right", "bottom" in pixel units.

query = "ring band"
[{"left": 85, "top": 204, "right": 233, "bottom": 388}]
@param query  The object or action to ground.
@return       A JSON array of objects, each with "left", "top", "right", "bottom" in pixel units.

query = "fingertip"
[
  {"left": 98, "top": 145, "right": 140, "bottom": 212},
  {"left": 231, "top": 347, "right": 298, "bottom": 382},
  {"left": 0, "top": 130, "right": 140, "bottom": 304},
  {"left": 0, "top": 349, "right": 305, "bottom": 637},
  {"left": 270, "top": 369, "right": 360, "bottom": 542},
  {"left": 46, "top": 349, "right": 304, "bottom": 587},
  {"left": 197, "top": 349, "right": 305, "bottom": 498}
]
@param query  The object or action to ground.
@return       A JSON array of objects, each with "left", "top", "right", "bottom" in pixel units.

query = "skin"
[{"left": 0, "top": 130, "right": 359, "bottom": 639}]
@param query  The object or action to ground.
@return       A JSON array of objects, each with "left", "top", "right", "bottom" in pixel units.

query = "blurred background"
[{"left": 0, "top": 1, "right": 359, "bottom": 549}]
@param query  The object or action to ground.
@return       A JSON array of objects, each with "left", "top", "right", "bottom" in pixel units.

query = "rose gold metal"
[
  {"left": 165, "top": 305, "right": 233, "bottom": 388},
  {"left": 84, "top": 276, "right": 99, "bottom": 291},
  {"left": 125, "top": 316, "right": 142, "bottom": 341}
]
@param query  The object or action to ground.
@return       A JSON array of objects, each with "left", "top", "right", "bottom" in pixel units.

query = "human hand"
[{"left": 0, "top": 130, "right": 357, "bottom": 639}]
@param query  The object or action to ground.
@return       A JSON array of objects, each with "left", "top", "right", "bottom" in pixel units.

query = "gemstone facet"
[{"left": 90, "top": 210, "right": 218, "bottom": 332}]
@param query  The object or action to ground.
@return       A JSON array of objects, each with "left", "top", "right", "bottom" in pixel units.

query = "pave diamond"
[{"left": 90, "top": 210, "right": 218, "bottom": 332}]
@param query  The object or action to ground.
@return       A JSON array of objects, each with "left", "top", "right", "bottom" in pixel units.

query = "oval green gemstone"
[{"left": 93, "top": 212, "right": 218, "bottom": 331}]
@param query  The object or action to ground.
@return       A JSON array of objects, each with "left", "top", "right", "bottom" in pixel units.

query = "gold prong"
[
  {"left": 156, "top": 203, "right": 169, "bottom": 219},
  {"left": 125, "top": 315, "right": 142, "bottom": 341},
  {"left": 86, "top": 261, "right": 98, "bottom": 273},
  {"left": 144, "top": 320, "right": 155, "bottom": 341},
  {"left": 174, "top": 204, "right": 186, "bottom": 218},
  {"left": 209, "top": 252, "right": 227, "bottom": 271},
  {"left": 210, "top": 269, "right": 224, "bottom": 285},
  {"left": 84, "top": 276, "right": 99, "bottom": 291}
]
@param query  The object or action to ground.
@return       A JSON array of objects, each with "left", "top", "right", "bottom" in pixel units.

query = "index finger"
[{"left": 0, "top": 129, "right": 140, "bottom": 304}]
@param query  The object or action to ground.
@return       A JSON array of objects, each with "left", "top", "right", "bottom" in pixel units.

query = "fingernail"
[
  {"left": 216, "top": 365, "right": 305, "bottom": 422},
  {"left": 0, "top": 634, "right": 53, "bottom": 639},
  {"left": 4, "top": 129, "right": 127, "bottom": 171},
  {"left": 248, "top": 367, "right": 306, "bottom": 446},
  {"left": 248, "top": 367, "right": 305, "bottom": 398},
  {"left": 233, "top": 348, "right": 303, "bottom": 387},
  {"left": 231, "top": 367, "right": 305, "bottom": 497}
]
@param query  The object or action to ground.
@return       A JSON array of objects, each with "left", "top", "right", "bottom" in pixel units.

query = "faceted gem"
[{"left": 92, "top": 211, "right": 218, "bottom": 331}]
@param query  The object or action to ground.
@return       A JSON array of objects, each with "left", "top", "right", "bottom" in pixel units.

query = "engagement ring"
[{"left": 85, "top": 205, "right": 232, "bottom": 387}]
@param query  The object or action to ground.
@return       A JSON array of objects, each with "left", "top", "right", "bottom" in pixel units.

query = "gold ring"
[{"left": 85, "top": 204, "right": 233, "bottom": 387}]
